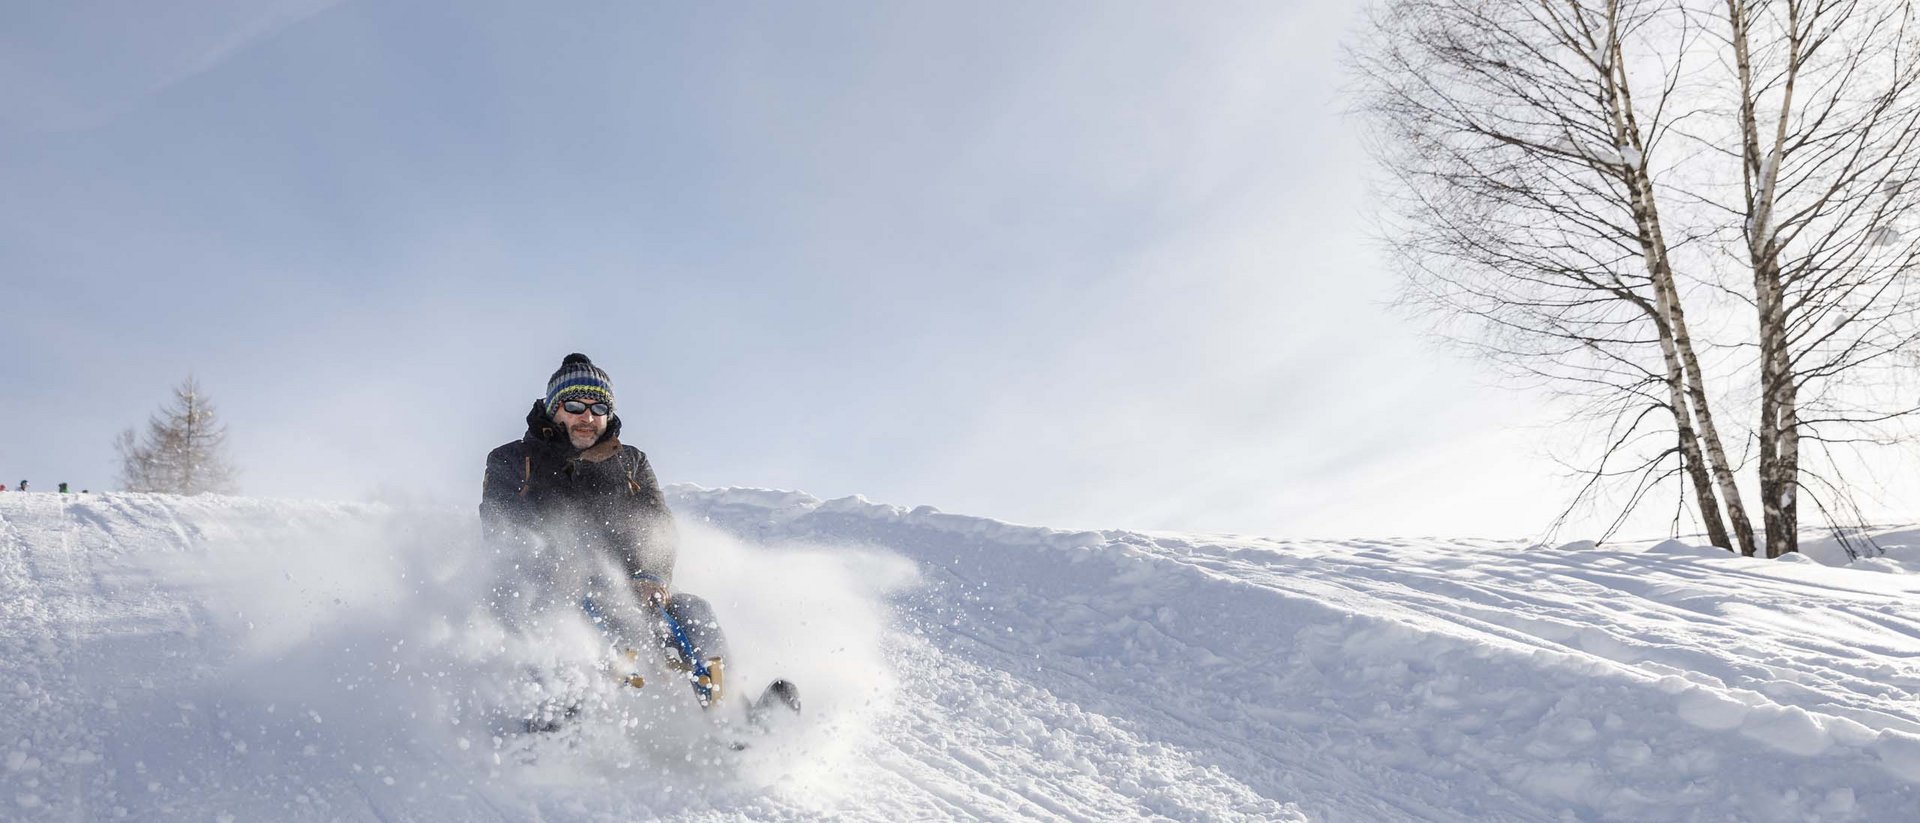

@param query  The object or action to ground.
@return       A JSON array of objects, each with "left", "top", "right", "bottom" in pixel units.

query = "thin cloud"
[{"left": 0, "top": 0, "right": 341, "bottom": 131}]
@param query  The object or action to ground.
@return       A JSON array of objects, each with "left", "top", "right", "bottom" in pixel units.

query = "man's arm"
[
  {"left": 479, "top": 442, "right": 533, "bottom": 548},
  {"left": 613, "top": 447, "right": 677, "bottom": 591}
]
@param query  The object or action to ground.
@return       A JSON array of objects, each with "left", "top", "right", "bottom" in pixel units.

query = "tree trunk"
[
  {"left": 1727, "top": 0, "right": 1802, "bottom": 556},
  {"left": 1604, "top": 20, "right": 1737, "bottom": 549},
  {"left": 1669, "top": 293, "right": 1758, "bottom": 554}
]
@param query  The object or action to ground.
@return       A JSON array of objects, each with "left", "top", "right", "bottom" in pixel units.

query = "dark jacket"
[{"left": 480, "top": 400, "right": 677, "bottom": 584}]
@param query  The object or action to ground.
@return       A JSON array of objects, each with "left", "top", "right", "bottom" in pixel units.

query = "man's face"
[{"left": 553, "top": 399, "right": 610, "bottom": 449}]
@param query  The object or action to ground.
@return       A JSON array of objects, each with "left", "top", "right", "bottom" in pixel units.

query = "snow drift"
[{"left": 3, "top": 488, "right": 1919, "bottom": 821}]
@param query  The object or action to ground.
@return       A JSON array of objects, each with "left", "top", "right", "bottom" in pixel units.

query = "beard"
[{"left": 567, "top": 427, "right": 600, "bottom": 449}]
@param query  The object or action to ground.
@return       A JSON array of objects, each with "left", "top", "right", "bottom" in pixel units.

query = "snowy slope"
[{"left": 3, "top": 489, "right": 1919, "bottom": 821}]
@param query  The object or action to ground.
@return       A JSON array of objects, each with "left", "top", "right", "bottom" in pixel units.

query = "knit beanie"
[{"left": 545, "top": 353, "right": 615, "bottom": 415}]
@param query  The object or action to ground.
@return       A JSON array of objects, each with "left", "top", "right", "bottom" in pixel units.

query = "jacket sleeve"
[
  {"left": 613, "top": 447, "right": 678, "bottom": 586},
  {"left": 479, "top": 443, "right": 532, "bottom": 549}
]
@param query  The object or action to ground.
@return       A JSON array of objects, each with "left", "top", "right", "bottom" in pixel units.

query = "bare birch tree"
[
  {"left": 115, "top": 376, "right": 239, "bottom": 495},
  {"left": 1355, "top": 0, "right": 1753, "bottom": 547},
  {"left": 1359, "top": 0, "right": 1920, "bottom": 554},
  {"left": 1711, "top": 0, "right": 1920, "bottom": 556}
]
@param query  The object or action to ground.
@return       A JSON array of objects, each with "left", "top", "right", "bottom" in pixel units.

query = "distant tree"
[{"left": 115, "top": 376, "right": 239, "bottom": 495}]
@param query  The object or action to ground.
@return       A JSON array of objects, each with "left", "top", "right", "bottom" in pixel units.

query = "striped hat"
[{"left": 545, "top": 353, "right": 615, "bottom": 415}]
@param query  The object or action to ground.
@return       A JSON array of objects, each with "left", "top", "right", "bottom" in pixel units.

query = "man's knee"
[
  {"left": 658, "top": 592, "right": 728, "bottom": 660},
  {"left": 663, "top": 592, "right": 716, "bottom": 625}
]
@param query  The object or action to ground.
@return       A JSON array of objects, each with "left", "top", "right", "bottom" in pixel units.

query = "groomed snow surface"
[{"left": 3, "top": 489, "right": 1920, "bottom": 822}]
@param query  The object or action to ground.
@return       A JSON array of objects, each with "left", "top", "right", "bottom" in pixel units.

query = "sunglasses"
[{"left": 561, "top": 400, "right": 611, "bottom": 416}]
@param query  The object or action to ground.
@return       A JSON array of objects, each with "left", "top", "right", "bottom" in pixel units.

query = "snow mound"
[{"left": 1799, "top": 527, "right": 1920, "bottom": 573}]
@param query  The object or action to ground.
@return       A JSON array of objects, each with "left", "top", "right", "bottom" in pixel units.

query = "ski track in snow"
[{"left": 3, "top": 489, "right": 1920, "bottom": 821}]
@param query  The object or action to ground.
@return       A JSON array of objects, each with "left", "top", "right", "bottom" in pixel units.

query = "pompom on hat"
[{"left": 545, "top": 353, "right": 615, "bottom": 416}]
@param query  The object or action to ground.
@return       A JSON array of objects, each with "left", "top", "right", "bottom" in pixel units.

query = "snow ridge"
[{"left": 672, "top": 485, "right": 1920, "bottom": 821}]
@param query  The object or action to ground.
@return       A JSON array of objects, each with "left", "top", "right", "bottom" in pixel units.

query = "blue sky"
[{"left": 2, "top": 0, "right": 1575, "bottom": 537}]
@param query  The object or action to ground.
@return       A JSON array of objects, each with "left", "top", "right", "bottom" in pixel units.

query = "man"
[{"left": 480, "top": 353, "right": 730, "bottom": 707}]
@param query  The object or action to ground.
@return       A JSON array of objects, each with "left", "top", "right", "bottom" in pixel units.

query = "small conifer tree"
[{"left": 115, "top": 376, "right": 238, "bottom": 495}]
